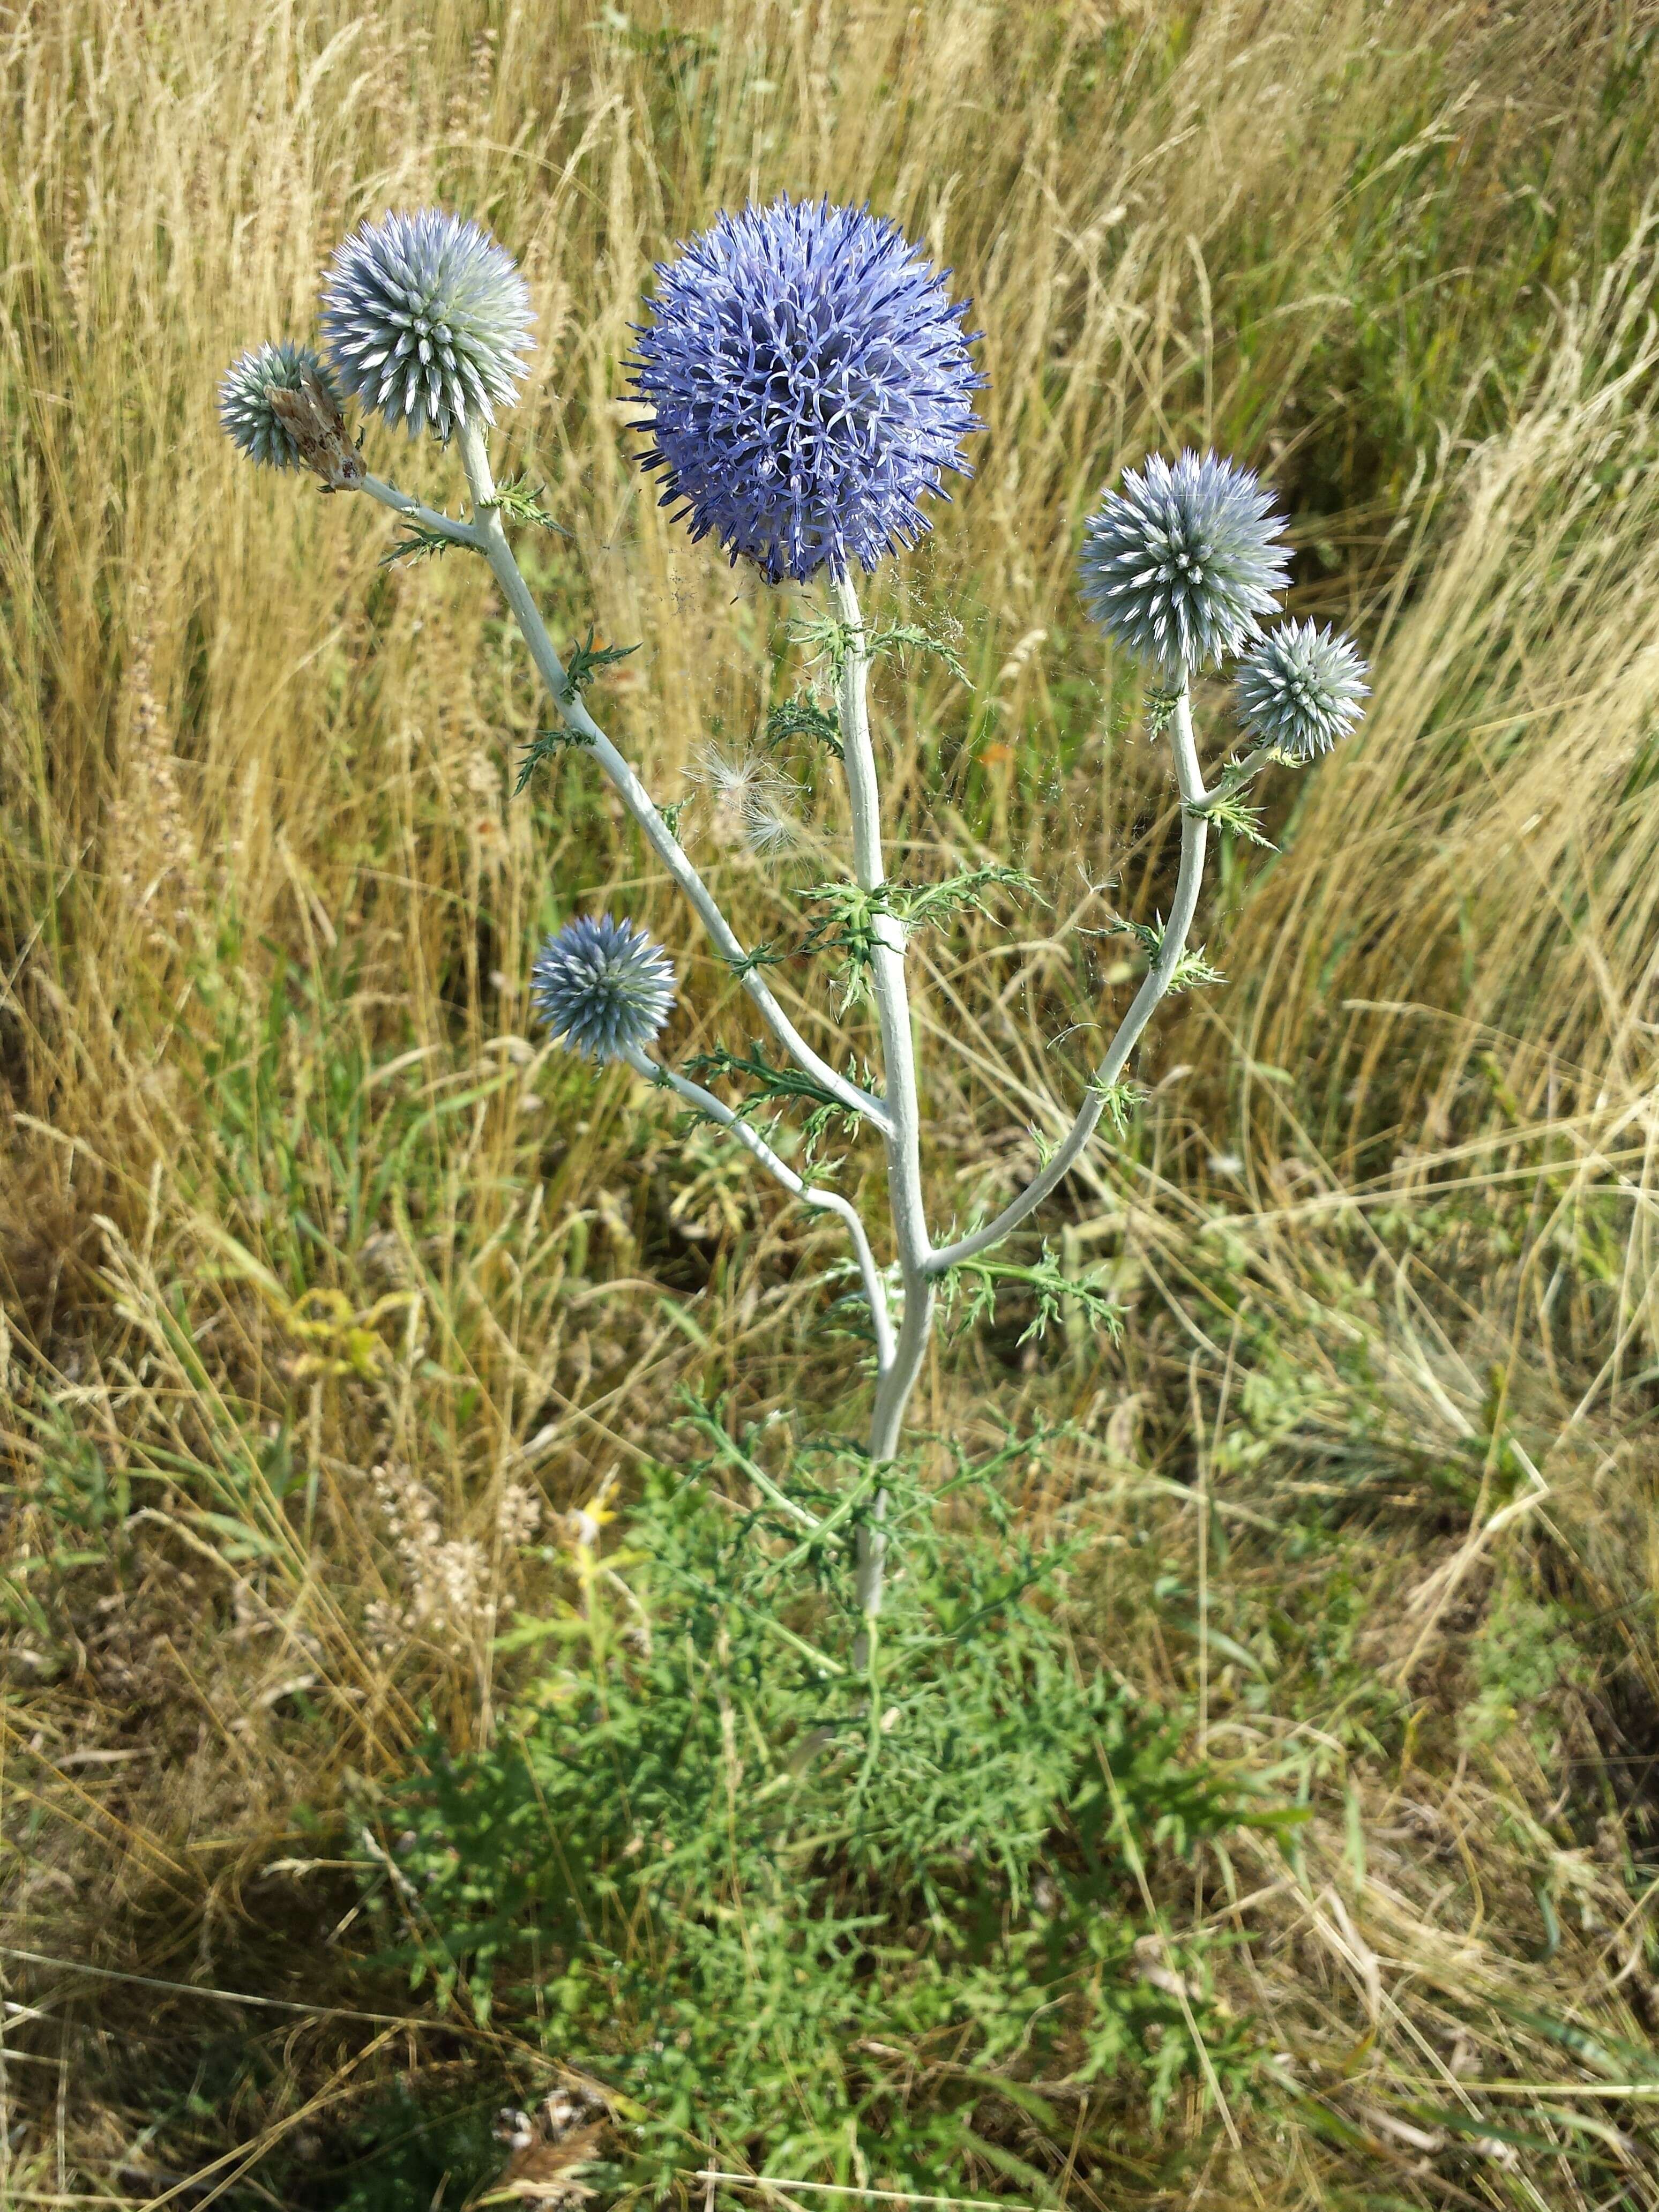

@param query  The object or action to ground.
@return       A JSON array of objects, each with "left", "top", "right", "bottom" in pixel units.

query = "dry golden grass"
[{"left": 6, "top": 0, "right": 1659, "bottom": 2203}]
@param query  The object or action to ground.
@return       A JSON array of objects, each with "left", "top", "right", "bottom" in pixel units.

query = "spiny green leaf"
[
  {"left": 681, "top": 1043, "right": 875, "bottom": 1165},
  {"left": 378, "top": 522, "right": 461, "bottom": 567},
  {"left": 1113, "top": 914, "right": 1165, "bottom": 960},
  {"left": 1143, "top": 684, "right": 1183, "bottom": 734},
  {"left": 795, "top": 869, "right": 1043, "bottom": 1011},
  {"left": 1086, "top": 1077, "right": 1144, "bottom": 1134},
  {"left": 1168, "top": 943, "right": 1224, "bottom": 992},
  {"left": 483, "top": 473, "right": 573, "bottom": 537},
  {"left": 765, "top": 695, "right": 842, "bottom": 760},
  {"left": 726, "top": 941, "right": 790, "bottom": 977},
  {"left": 561, "top": 626, "right": 639, "bottom": 700},
  {"left": 936, "top": 1243, "right": 1123, "bottom": 1347},
  {"left": 867, "top": 619, "right": 972, "bottom": 687},
  {"left": 889, "top": 863, "right": 1044, "bottom": 930},
  {"left": 788, "top": 610, "right": 972, "bottom": 687},
  {"left": 1190, "top": 788, "right": 1275, "bottom": 847},
  {"left": 795, "top": 880, "right": 887, "bottom": 1008},
  {"left": 514, "top": 721, "right": 595, "bottom": 796},
  {"left": 789, "top": 610, "right": 860, "bottom": 680},
  {"left": 1105, "top": 915, "right": 1224, "bottom": 992},
  {"left": 512, "top": 631, "right": 640, "bottom": 792},
  {"left": 1190, "top": 753, "right": 1279, "bottom": 846},
  {"left": 682, "top": 1045, "right": 870, "bottom": 1122}
]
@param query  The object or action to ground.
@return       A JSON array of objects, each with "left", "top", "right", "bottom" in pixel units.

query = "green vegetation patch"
[{"left": 358, "top": 1440, "right": 1277, "bottom": 2192}]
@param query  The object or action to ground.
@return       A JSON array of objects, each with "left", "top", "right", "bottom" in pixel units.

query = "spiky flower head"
[
  {"left": 218, "top": 341, "right": 335, "bottom": 469},
  {"left": 530, "top": 915, "right": 676, "bottom": 1064},
  {"left": 1235, "top": 618, "right": 1369, "bottom": 760},
  {"left": 1079, "top": 450, "right": 1291, "bottom": 674},
  {"left": 629, "top": 196, "right": 985, "bottom": 584},
  {"left": 322, "top": 209, "right": 534, "bottom": 442}
]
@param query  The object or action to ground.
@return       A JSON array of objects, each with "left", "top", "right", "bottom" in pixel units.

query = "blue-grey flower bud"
[
  {"left": 1079, "top": 450, "right": 1290, "bottom": 675},
  {"left": 1235, "top": 618, "right": 1369, "bottom": 760},
  {"left": 630, "top": 196, "right": 985, "bottom": 584},
  {"left": 530, "top": 915, "right": 677, "bottom": 1063},
  {"left": 218, "top": 341, "right": 335, "bottom": 469},
  {"left": 322, "top": 209, "right": 534, "bottom": 443}
]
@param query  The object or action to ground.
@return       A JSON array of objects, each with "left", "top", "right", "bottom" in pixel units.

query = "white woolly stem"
[
  {"left": 1193, "top": 740, "right": 1277, "bottom": 809},
  {"left": 454, "top": 419, "right": 891, "bottom": 1139},
  {"left": 623, "top": 1045, "right": 895, "bottom": 1374},
  {"left": 926, "top": 683, "right": 1212, "bottom": 1274},
  {"left": 362, "top": 475, "right": 483, "bottom": 550},
  {"left": 830, "top": 572, "right": 934, "bottom": 1654}
]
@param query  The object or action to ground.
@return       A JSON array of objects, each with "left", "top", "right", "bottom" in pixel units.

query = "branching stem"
[
  {"left": 623, "top": 1045, "right": 894, "bottom": 1374},
  {"left": 398, "top": 436, "right": 1232, "bottom": 1640},
  {"left": 1192, "top": 740, "right": 1276, "bottom": 809},
  {"left": 452, "top": 422, "right": 891, "bottom": 1140},
  {"left": 925, "top": 684, "right": 1212, "bottom": 1274},
  {"left": 362, "top": 475, "right": 482, "bottom": 550}
]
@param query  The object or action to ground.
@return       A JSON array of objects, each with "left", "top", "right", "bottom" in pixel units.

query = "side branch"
[
  {"left": 1192, "top": 740, "right": 1277, "bottom": 810},
  {"left": 453, "top": 424, "right": 891, "bottom": 1141},
  {"left": 926, "top": 686, "right": 1212, "bottom": 1275},
  {"left": 362, "top": 475, "right": 483, "bottom": 550},
  {"left": 624, "top": 1047, "right": 895, "bottom": 1375}
]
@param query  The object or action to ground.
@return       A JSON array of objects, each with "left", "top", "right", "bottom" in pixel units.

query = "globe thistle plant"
[
  {"left": 227, "top": 198, "right": 1367, "bottom": 1656},
  {"left": 629, "top": 196, "right": 985, "bottom": 584},
  {"left": 530, "top": 915, "right": 677, "bottom": 1063},
  {"left": 218, "top": 341, "right": 336, "bottom": 469},
  {"left": 1235, "top": 618, "right": 1370, "bottom": 760},
  {"left": 1079, "top": 449, "right": 1291, "bottom": 674},
  {"left": 323, "top": 209, "right": 534, "bottom": 442}
]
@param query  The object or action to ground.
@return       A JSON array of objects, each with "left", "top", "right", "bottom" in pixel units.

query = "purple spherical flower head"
[
  {"left": 629, "top": 196, "right": 986, "bottom": 584},
  {"left": 322, "top": 208, "right": 533, "bottom": 443},
  {"left": 530, "top": 915, "right": 676, "bottom": 1064},
  {"left": 1080, "top": 450, "right": 1291, "bottom": 675}
]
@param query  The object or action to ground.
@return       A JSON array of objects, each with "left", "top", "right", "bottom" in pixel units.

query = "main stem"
[
  {"left": 831, "top": 573, "right": 934, "bottom": 1645},
  {"left": 447, "top": 430, "right": 922, "bottom": 1635}
]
